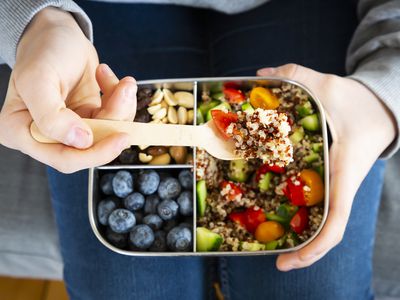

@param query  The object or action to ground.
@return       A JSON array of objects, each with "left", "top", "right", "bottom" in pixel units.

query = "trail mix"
[
  {"left": 111, "top": 86, "right": 195, "bottom": 166},
  {"left": 196, "top": 82, "right": 325, "bottom": 252}
]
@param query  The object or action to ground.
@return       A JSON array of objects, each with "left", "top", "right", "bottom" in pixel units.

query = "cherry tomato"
[
  {"left": 256, "top": 164, "right": 285, "bottom": 181},
  {"left": 285, "top": 177, "right": 306, "bottom": 206},
  {"left": 299, "top": 169, "right": 324, "bottom": 206},
  {"left": 289, "top": 207, "right": 309, "bottom": 234},
  {"left": 220, "top": 181, "right": 244, "bottom": 201},
  {"left": 211, "top": 110, "right": 238, "bottom": 139},
  {"left": 255, "top": 221, "right": 285, "bottom": 243},
  {"left": 223, "top": 82, "right": 241, "bottom": 90},
  {"left": 223, "top": 88, "right": 246, "bottom": 104},
  {"left": 229, "top": 211, "right": 246, "bottom": 228},
  {"left": 250, "top": 87, "right": 280, "bottom": 110},
  {"left": 244, "top": 206, "right": 266, "bottom": 233}
]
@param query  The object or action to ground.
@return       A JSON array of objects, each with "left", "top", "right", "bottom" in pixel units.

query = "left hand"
[{"left": 257, "top": 64, "right": 396, "bottom": 271}]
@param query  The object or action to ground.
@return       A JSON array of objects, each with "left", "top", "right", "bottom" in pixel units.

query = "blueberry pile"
[{"left": 97, "top": 169, "right": 194, "bottom": 252}]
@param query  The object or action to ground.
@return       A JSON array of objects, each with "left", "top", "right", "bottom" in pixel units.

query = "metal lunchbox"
[{"left": 88, "top": 77, "right": 329, "bottom": 256}]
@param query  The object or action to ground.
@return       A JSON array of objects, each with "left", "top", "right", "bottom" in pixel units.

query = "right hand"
[{"left": 0, "top": 7, "right": 137, "bottom": 173}]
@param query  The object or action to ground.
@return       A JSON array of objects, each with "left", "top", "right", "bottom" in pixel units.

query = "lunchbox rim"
[{"left": 88, "top": 76, "right": 330, "bottom": 256}]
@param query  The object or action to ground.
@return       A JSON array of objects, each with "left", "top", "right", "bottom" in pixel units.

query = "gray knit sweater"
[{"left": 0, "top": 0, "right": 399, "bottom": 157}]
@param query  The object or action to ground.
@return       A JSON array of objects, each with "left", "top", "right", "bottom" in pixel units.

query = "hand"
[
  {"left": 0, "top": 7, "right": 137, "bottom": 173},
  {"left": 257, "top": 64, "right": 396, "bottom": 271}
]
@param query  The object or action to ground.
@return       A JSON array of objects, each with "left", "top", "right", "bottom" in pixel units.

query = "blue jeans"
[{"left": 48, "top": 0, "right": 385, "bottom": 299}]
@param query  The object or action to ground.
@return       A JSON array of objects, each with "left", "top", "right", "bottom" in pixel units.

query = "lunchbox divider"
[{"left": 192, "top": 80, "right": 198, "bottom": 252}]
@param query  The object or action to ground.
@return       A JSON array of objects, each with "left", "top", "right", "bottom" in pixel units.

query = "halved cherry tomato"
[
  {"left": 220, "top": 181, "right": 244, "bottom": 201},
  {"left": 229, "top": 211, "right": 246, "bottom": 227},
  {"left": 223, "top": 82, "right": 241, "bottom": 90},
  {"left": 289, "top": 207, "right": 309, "bottom": 234},
  {"left": 244, "top": 206, "right": 266, "bottom": 233},
  {"left": 284, "top": 177, "right": 306, "bottom": 206},
  {"left": 256, "top": 164, "right": 285, "bottom": 181},
  {"left": 299, "top": 169, "right": 324, "bottom": 206},
  {"left": 255, "top": 221, "right": 285, "bottom": 243},
  {"left": 223, "top": 88, "right": 246, "bottom": 104},
  {"left": 211, "top": 110, "right": 238, "bottom": 139},
  {"left": 250, "top": 87, "right": 280, "bottom": 110}
]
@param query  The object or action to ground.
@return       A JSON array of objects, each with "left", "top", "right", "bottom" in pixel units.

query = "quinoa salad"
[{"left": 195, "top": 82, "right": 325, "bottom": 252}]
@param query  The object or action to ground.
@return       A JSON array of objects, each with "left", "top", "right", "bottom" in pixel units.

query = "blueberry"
[
  {"left": 177, "top": 191, "right": 193, "bottom": 216},
  {"left": 97, "top": 198, "right": 118, "bottom": 225},
  {"left": 178, "top": 170, "right": 193, "bottom": 190},
  {"left": 100, "top": 173, "right": 115, "bottom": 195},
  {"left": 158, "top": 177, "right": 181, "bottom": 199},
  {"left": 157, "top": 199, "right": 179, "bottom": 221},
  {"left": 134, "top": 211, "right": 144, "bottom": 224},
  {"left": 112, "top": 171, "right": 133, "bottom": 198},
  {"left": 179, "top": 222, "right": 193, "bottom": 230},
  {"left": 105, "top": 227, "right": 128, "bottom": 249},
  {"left": 119, "top": 148, "right": 139, "bottom": 164},
  {"left": 129, "top": 224, "right": 155, "bottom": 250},
  {"left": 108, "top": 209, "right": 136, "bottom": 233},
  {"left": 167, "top": 226, "right": 192, "bottom": 252},
  {"left": 149, "top": 231, "right": 167, "bottom": 252},
  {"left": 144, "top": 194, "right": 160, "bottom": 215},
  {"left": 163, "top": 219, "right": 178, "bottom": 233},
  {"left": 137, "top": 170, "right": 160, "bottom": 195},
  {"left": 143, "top": 214, "right": 163, "bottom": 231},
  {"left": 124, "top": 192, "right": 145, "bottom": 211}
]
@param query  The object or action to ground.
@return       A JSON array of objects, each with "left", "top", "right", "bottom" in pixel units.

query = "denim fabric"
[{"left": 48, "top": 1, "right": 385, "bottom": 299}]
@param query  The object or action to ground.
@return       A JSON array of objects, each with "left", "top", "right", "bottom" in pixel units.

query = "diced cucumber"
[
  {"left": 240, "top": 241, "right": 266, "bottom": 251},
  {"left": 241, "top": 102, "right": 254, "bottom": 114},
  {"left": 276, "top": 203, "right": 298, "bottom": 220},
  {"left": 199, "top": 100, "right": 220, "bottom": 118},
  {"left": 265, "top": 240, "right": 279, "bottom": 250},
  {"left": 314, "top": 165, "right": 324, "bottom": 179},
  {"left": 295, "top": 101, "right": 314, "bottom": 118},
  {"left": 300, "top": 114, "right": 321, "bottom": 132},
  {"left": 211, "top": 92, "right": 225, "bottom": 101},
  {"left": 303, "top": 152, "right": 320, "bottom": 164},
  {"left": 196, "top": 227, "right": 223, "bottom": 251},
  {"left": 209, "top": 82, "right": 223, "bottom": 94},
  {"left": 228, "top": 159, "right": 250, "bottom": 183},
  {"left": 265, "top": 212, "right": 288, "bottom": 224},
  {"left": 289, "top": 127, "right": 304, "bottom": 145},
  {"left": 206, "top": 102, "right": 232, "bottom": 121},
  {"left": 258, "top": 172, "right": 272, "bottom": 192},
  {"left": 196, "top": 109, "right": 205, "bottom": 125},
  {"left": 312, "top": 142, "right": 323, "bottom": 153},
  {"left": 196, "top": 180, "right": 207, "bottom": 217}
]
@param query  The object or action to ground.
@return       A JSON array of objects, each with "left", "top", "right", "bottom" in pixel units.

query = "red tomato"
[
  {"left": 229, "top": 211, "right": 246, "bottom": 227},
  {"left": 220, "top": 181, "right": 244, "bottom": 201},
  {"left": 256, "top": 164, "right": 285, "bottom": 181},
  {"left": 223, "top": 82, "right": 241, "bottom": 90},
  {"left": 285, "top": 177, "right": 306, "bottom": 206},
  {"left": 223, "top": 88, "right": 246, "bottom": 104},
  {"left": 211, "top": 110, "right": 238, "bottom": 139},
  {"left": 244, "top": 207, "right": 266, "bottom": 233},
  {"left": 290, "top": 207, "right": 309, "bottom": 234}
]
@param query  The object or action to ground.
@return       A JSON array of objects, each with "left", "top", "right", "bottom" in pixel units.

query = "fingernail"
[
  {"left": 100, "top": 64, "right": 114, "bottom": 77},
  {"left": 279, "top": 264, "right": 294, "bottom": 272},
  {"left": 124, "top": 84, "right": 136, "bottom": 98},
  {"left": 66, "top": 127, "right": 91, "bottom": 148},
  {"left": 258, "top": 67, "right": 276, "bottom": 76}
]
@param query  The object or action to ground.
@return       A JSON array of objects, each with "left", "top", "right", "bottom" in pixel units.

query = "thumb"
[
  {"left": 257, "top": 63, "right": 324, "bottom": 92},
  {"left": 18, "top": 77, "right": 93, "bottom": 149}
]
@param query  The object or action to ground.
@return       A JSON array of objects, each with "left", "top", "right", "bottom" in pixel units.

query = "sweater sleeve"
[
  {"left": 0, "top": 0, "right": 93, "bottom": 67},
  {"left": 346, "top": 0, "right": 400, "bottom": 158}
]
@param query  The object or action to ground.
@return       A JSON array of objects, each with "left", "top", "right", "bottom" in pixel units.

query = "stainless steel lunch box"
[{"left": 88, "top": 76, "right": 330, "bottom": 256}]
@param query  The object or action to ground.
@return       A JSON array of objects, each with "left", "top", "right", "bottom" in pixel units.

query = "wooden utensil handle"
[{"left": 30, "top": 118, "right": 201, "bottom": 146}]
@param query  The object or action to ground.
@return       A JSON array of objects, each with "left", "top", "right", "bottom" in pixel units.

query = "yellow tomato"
[
  {"left": 250, "top": 87, "right": 280, "bottom": 110},
  {"left": 255, "top": 221, "right": 285, "bottom": 243},
  {"left": 299, "top": 169, "right": 324, "bottom": 206}
]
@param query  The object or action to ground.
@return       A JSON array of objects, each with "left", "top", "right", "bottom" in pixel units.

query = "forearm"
[
  {"left": 0, "top": 0, "right": 92, "bottom": 67},
  {"left": 346, "top": 0, "right": 400, "bottom": 157}
]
